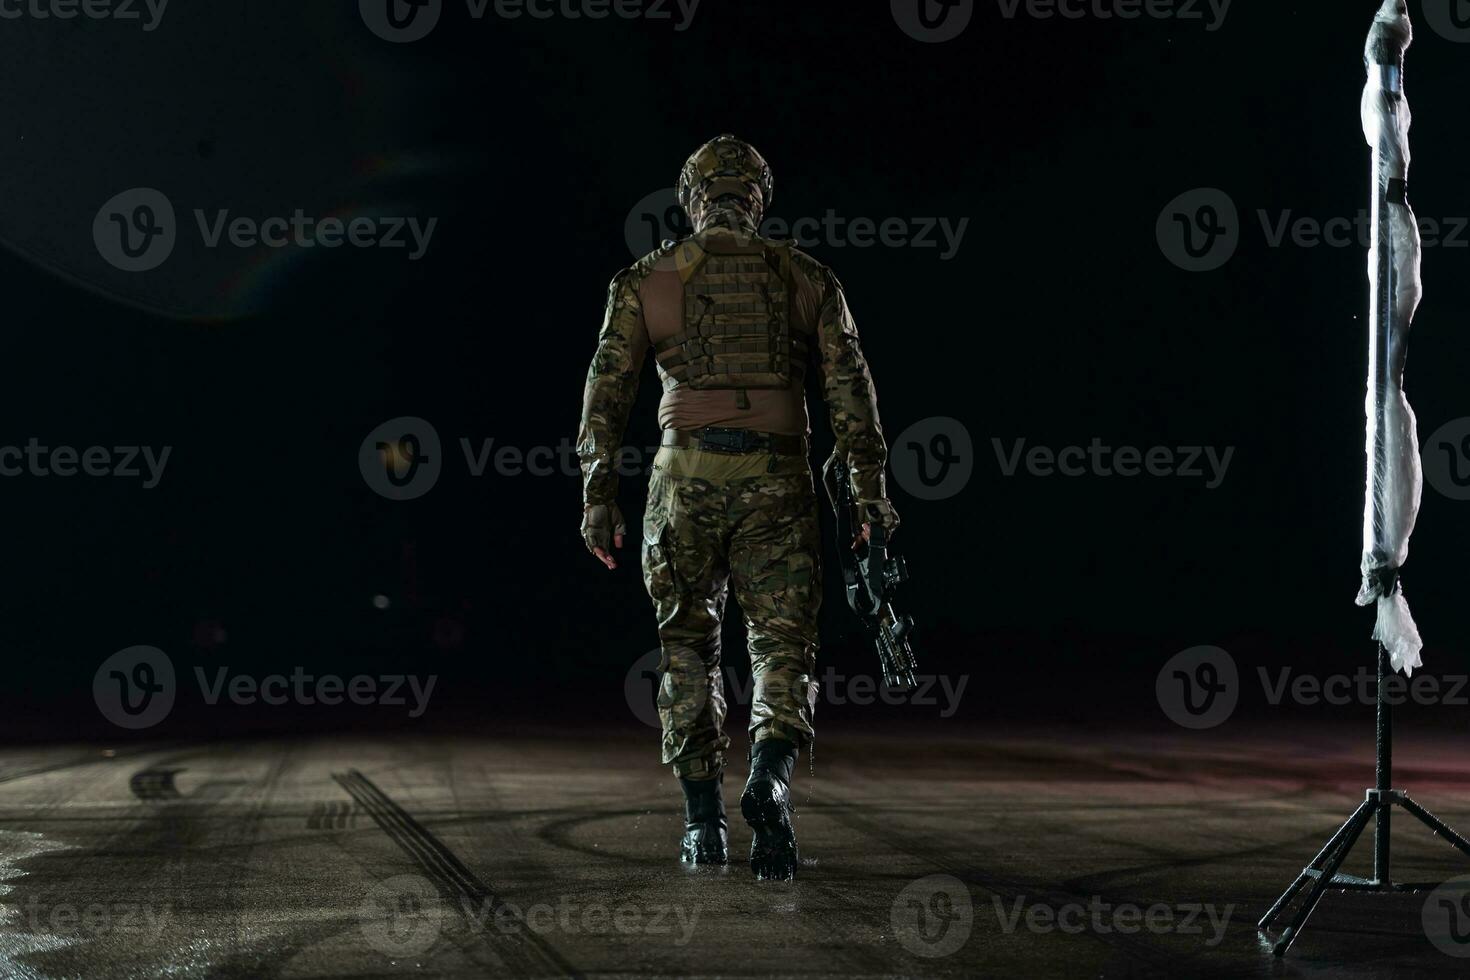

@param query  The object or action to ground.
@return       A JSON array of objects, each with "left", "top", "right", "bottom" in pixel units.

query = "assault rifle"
[{"left": 821, "top": 455, "right": 918, "bottom": 692}]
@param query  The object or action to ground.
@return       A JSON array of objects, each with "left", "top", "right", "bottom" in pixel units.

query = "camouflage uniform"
[{"left": 579, "top": 136, "right": 897, "bottom": 780}]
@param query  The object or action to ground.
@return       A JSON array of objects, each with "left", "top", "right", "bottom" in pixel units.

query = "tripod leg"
[
  {"left": 1271, "top": 802, "right": 1375, "bottom": 957},
  {"left": 1399, "top": 796, "right": 1470, "bottom": 860},
  {"left": 1259, "top": 800, "right": 1375, "bottom": 929}
]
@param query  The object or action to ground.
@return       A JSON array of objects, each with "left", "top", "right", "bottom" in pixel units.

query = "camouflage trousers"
[{"left": 642, "top": 446, "right": 821, "bottom": 779}]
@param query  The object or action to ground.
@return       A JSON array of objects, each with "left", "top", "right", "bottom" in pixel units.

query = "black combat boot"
[
  {"left": 741, "top": 739, "right": 799, "bottom": 880},
  {"left": 678, "top": 774, "right": 728, "bottom": 865}
]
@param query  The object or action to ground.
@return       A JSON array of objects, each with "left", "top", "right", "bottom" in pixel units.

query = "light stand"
[{"left": 1257, "top": 4, "right": 1465, "bottom": 954}]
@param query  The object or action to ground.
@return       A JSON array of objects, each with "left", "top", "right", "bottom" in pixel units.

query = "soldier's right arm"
[
  {"left": 576, "top": 269, "right": 649, "bottom": 565},
  {"left": 809, "top": 265, "right": 900, "bottom": 535}
]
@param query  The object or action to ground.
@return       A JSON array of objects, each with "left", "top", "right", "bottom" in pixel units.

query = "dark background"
[{"left": 3, "top": 0, "right": 1468, "bottom": 742}]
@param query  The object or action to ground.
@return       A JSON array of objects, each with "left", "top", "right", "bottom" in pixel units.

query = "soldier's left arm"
[
  {"left": 576, "top": 269, "right": 649, "bottom": 566},
  {"left": 812, "top": 267, "right": 900, "bottom": 532}
]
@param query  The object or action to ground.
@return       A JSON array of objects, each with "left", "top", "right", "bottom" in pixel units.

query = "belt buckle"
[{"left": 699, "top": 427, "right": 751, "bottom": 454}]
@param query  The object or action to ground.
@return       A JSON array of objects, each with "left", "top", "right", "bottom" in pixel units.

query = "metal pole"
[
  {"left": 1363, "top": 0, "right": 1413, "bottom": 890},
  {"left": 1374, "top": 644, "right": 1391, "bottom": 883}
]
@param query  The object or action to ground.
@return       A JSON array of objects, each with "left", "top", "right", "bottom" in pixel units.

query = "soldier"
[{"left": 578, "top": 135, "right": 899, "bottom": 880}]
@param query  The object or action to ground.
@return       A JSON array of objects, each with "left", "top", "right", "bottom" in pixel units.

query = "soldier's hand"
[
  {"left": 582, "top": 503, "right": 626, "bottom": 570},
  {"left": 854, "top": 500, "right": 900, "bottom": 549}
]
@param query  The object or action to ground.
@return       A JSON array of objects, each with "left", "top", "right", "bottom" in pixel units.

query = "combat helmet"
[{"left": 676, "top": 135, "right": 774, "bottom": 219}]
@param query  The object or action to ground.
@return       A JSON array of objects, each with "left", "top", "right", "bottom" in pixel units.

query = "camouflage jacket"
[{"left": 577, "top": 238, "right": 892, "bottom": 511}]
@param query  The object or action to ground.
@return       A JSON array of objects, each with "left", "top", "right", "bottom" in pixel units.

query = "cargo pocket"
[
  {"left": 642, "top": 518, "right": 674, "bottom": 603},
  {"left": 642, "top": 470, "right": 675, "bottom": 603}
]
